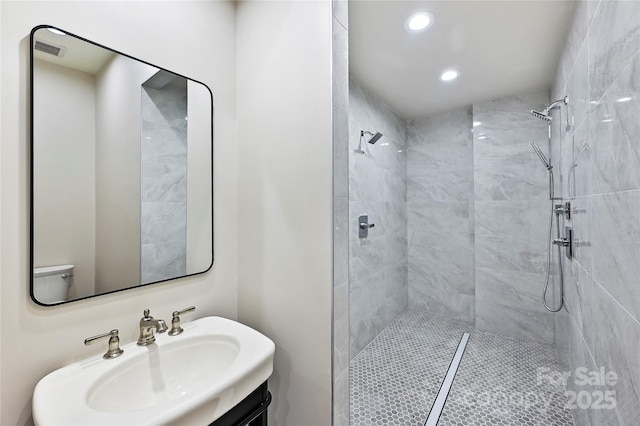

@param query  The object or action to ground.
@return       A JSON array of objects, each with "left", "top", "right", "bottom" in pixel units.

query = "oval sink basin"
[
  {"left": 88, "top": 335, "right": 240, "bottom": 412},
  {"left": 33, "top": 317, "right": 275, "bottom": 425}
]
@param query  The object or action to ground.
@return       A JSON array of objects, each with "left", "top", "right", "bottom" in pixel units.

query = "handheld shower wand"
[{"left": 530, "top": 141, "right": 552, "bottom": 170}]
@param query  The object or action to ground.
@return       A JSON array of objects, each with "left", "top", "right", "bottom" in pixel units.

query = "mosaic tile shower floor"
[{"left": 349, "top": 309, "right": 573, "bottom": 425}]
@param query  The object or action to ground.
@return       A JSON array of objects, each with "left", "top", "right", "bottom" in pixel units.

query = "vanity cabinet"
[{"left": 211, "top": 381, "right": 271, "bottom": 426}]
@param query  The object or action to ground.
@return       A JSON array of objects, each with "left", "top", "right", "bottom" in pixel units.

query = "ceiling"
[
  {"left": 34, "top": 28, "right": 115, "bottom": 75},
  {"left": 349, "top": 0, "right": 576, "bottom": 119}
]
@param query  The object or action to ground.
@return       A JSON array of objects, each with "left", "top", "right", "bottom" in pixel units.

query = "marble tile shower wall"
[
  {"left": 332, "top": 0, "right": 349, "bottom": 424},
  {"left": 406, "top": 108, "right": 475, "bottom": 322},
  {"left": 551, "top": 1, "right": 640, "bottom": 424},
  {"left": 472, "top": 90, "right": 557, "bottom": 344},
  {"left": 140, "top": 84, "right": 187, "bottom": 284},
  {"left": 348, "top": 79, "right": 408, "bottom": 359}
]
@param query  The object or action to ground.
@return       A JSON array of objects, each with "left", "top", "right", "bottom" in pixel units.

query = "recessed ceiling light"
[
  {"left": 406, "top": 12, "right": 434, "bottom": 32},
  {"left": 47, "top": 28, "right": 66, "bottom": 36},
  {"left": 473, "top": 121, "right": 482, "bottom": 127},
  {"left": 440, "top": 70, "right": 459, "bottom": 82}
]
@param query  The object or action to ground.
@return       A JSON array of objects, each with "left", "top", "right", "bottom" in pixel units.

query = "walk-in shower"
[{"left": 529, "top": 96, "right": 569, "bottom": 313}]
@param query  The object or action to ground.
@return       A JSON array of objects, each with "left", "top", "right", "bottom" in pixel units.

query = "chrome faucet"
[
  {"left": 137, "top": 309, "right": 168, "bottom": 346},
  {"left": 84, "top": 329, "right": 124, "bottom": 359},
  {"left": 168, "top": 306, "right": 196, "bottom": 336}
]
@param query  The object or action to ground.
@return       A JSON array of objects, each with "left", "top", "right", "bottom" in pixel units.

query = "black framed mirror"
[{"left": 30, "top": 25, "right": 214, "bottom": 306}]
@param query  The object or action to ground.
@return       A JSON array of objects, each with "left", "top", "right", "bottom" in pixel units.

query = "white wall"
[
  {"left": 236, "top": 1, "right": 333, "bottom": 424},
  {"left": 0, "top": 2, "right": 4, "bottom": 421},
  {"left": 186, "top": 80, "right": 213, "bottom": 274},
  {"left": 94, "top": 55, "right": 155, "bottom": 293},
  {"left": 33, "top": 59, "right": 96, "bottom": 299},
  {"left": 0, "top": 1, "right": 237, "bottom": 424}
]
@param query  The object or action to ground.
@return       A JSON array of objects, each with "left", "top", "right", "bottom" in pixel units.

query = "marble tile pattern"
[
  {"left": 348, "top": 79, "right": 408, "bottom": 359},
  {"left": 472, "top": 90, "right": 558, "bottom": 345},
  {"left": 140, "top": 82, "right": 188, "bottom": 284},
  {"left": 552, "top": 1, "right": 640, "bottom": 424},
  {"left": 332, "top": 6, "right": 350, "bottom": 426},
  {"left": 406, "top": 107, "right": 475, "bottom": 322}
]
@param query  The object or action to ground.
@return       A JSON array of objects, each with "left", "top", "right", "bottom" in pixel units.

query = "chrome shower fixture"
[
  {"left": 528, "top": 95, "right": 570, "bottom": 313},
  {"left": 362, "top": 130, "right": 383, "bottom": 144},
  {"left": 530, "top": 96, "right": 569, "bottom": 123},
  {"left": 530, "top": 141, "right": 552, "bottom": 170},
  {"left": 530, "top": 109, "right": 552, "bottom": 123},
  {"left": 546, "top": 96, "right": 569, "bottom": 112}
]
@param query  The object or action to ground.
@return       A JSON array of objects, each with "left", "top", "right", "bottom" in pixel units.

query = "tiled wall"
[
  {"left": 348, "top": 79, "right": 408, "bottom": 359},
  {"left": 404, "top": 92, "right": 556, "bottom": 344},
  {"left": 406, "top": 108, "right": 475, "bottom": 322},
  {"left": 140, "top": 81, "right": 188, "bottom": 284},
  {"left": 332, "top": 0, "right": 350, "bottom": 424},
  {"left": 552, "top": 1, "right": 640, "bottom": 424},
  {"left": 350, "top": 86, "right": 559, "bottom": 346},
  {"left": 472, "top": 90, "right": 557, "bottom": 344}
]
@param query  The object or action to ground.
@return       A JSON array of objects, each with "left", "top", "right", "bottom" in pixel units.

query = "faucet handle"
[
  {"left": 168, "top": 306, "right": 196, "bottom": 336},
  {"left": 84, "top": 329, "right": 124, "bottom": 359}
]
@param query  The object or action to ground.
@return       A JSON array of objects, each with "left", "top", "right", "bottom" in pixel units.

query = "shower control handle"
[
  {"left": 358, "top": 214, "right": 375, "bottom": 239},
  {"left": 555, "top": 202, "right": 571, "bottom": 219},
  {"left": 553, "top": 226, "right": 573, "bottom": 259},
  {"left": 553, "top": 238, "right": 570, "bottom": 247}
]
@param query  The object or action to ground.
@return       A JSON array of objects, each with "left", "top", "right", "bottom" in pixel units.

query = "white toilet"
[{"left": 33, "top": 265, "right": 74, "bottom": 304}]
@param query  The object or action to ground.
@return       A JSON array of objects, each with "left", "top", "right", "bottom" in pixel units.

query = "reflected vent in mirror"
[{"left": 34, "top": 40, "right": 65, "bottom": 57}]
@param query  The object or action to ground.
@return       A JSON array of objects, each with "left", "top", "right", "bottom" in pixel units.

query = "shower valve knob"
[
  {"left": 553, "top": 238, "right": 570, "bottom": 247},
  {"left": 358, "top": 214, "right": 375, "bottom": 238}
]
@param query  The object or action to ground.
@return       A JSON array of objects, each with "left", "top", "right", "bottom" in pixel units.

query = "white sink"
[{"left": 33, "top": 317, "right": 275, "bottom": 425}]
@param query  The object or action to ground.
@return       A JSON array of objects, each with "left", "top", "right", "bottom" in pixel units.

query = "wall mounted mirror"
[{"left": 30, "top": 25, "right": 213, "bottom": 306}]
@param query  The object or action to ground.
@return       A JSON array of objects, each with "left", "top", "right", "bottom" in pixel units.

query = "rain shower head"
[
  {"left": 531, "top": 109, "right": 552, "bottom": 123},
  {"left": 530, "top": 140, "right": 552, "bottom": 170},
  {"left": 361, "top": 130, "right": 383, "bottom": 145},
  {"left": 530, "top": 96, "right": 569, "bottom": 124},
  {"left": 368, "top": 132, "right": 383, "bottom": 144}
]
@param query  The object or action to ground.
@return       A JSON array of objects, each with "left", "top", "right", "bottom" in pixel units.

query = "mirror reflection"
[{"left": 31, "top": 26, "right": 213, "bottom": 305}]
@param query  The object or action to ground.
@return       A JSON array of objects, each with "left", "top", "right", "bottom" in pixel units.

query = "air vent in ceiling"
[{"left": 34, "top": 40, "right": 66, "bottom": 57}]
